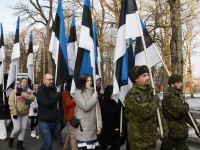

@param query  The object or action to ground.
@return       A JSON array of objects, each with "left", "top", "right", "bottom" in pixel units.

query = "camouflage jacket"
[
  {"left": 162, "top": 86, "right": 200, "bottom": 140},
  {"left": 124, "top": 84, "right": 168, "bottom": 149}
]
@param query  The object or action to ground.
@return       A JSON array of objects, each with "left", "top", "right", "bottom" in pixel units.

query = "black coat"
[
  {"left": 37, "top": 84, "right": 60, "bottom": 123},
  {"left": 0, "top": 85, "right": 11, "bottom": 119},
  {"left": 98, "top": 98, "right": 122, "bottom": 146}
]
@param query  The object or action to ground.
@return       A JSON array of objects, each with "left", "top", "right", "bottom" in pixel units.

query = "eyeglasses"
[{"left": 46, "top": 79, "right": 54, "bottom": 81}]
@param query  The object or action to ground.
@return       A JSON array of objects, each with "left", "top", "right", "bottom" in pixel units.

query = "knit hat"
[
  {"left": 168, "top": 74, "right": 182, "bottom": 85},
  {"left": 130, "top": 65, "right": 149, "bottom": 82},
  {"left": 96, "top": 75, "right": 101, "bottom": 80}
]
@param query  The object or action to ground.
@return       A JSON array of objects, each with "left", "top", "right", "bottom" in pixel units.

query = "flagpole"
[
  {"left": 135, "top": 12, "right": 163, "bottom": 138},
  {"left": 93, "top": 65, "right": 99, "bottom": 130},
  {"left": 2, "top": 60, "right": 5, "bottom": 105},
  {"left": 15, "top": 58, "right": 19, "bottom": 106}
]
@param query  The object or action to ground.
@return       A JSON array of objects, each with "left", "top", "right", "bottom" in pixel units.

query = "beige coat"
[{"left": 9, "top": 89, "right": 35, "bottom": 116}]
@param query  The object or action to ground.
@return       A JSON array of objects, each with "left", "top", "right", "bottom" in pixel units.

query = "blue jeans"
[
  {"left": 39, "top": 122, "right": 56, "bottom": 150},
  {"left": 55, "top": 123, "right": 62, "bottom": 143}
]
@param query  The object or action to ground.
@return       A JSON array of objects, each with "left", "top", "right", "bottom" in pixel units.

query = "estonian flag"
[
  {"left": 67, "top": 10, "right": 77, "bottom": 75},
  {"left": 27, "top": 31, "right": 34, "bottom": 89},
  {"left": 113, "top": 0, "right": 142, "bottom": 103},
  {"left": 93, "top": 21, "right": 101, "bottom": 76},
  {"left": 6, "top": 17, "right": 20, "bottom": 89},
  {"left": 71, "top": 0, "right": 95, "bottom": 95},
  {"left": 0, "top": 23, "right": 6, "bottom": 85},
  {"left": 134, "top": 18, "right": 162, "bottom": 66},
  {"left": 49, "top": 0, "right": 69, "bottom": 86}
]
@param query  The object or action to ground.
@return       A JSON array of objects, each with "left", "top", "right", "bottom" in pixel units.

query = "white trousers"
[
  {"left": 10, "top": 114, "right": 29, "bottom": 141},
  {"left": 0, "top": 119, "right": 11, "bottom": 139}
]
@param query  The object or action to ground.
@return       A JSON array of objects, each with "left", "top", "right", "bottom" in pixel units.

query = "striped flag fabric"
[
  {"left": 0, "top": 23, "right": 6, "bottom": 86},
  {"left": 6, "top": 17, "right": 20, "bottom": 89},
  {"left": 71, "top": 0, "right": 95, "bottom": 95},
  {"left": 93, "top": 21, "right": 101, "bottom": 76},
  {"left": 67, "top": 10, "right": 77, "bottom": 75},
  {"left": 134, "top": 18, "right": 162, "bottom": 67},
  {"left": 27, "top": 31, "right": 34, "bottom": 89},
  {"left": 113, "top": 0, "right": 142, "bottom": 103},
  {"left": 49, "top": 0, "right": 69, "bottom": 86}
]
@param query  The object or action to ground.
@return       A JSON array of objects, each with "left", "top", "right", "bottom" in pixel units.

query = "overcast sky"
[{"left": 1, "top": 0, "right": 200, "bottom": 78}]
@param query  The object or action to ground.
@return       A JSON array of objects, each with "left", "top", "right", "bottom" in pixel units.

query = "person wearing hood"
[
  {"left": 8, "top": 77, "right": 35, "bottom": 150},
  {"left": 98, "top": 85, "right": 122, "bottom": 150},
  {"left": 96, "top": 75, "right": 104, "bottom": 101}
]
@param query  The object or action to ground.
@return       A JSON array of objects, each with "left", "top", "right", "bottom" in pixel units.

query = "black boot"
[
  {"left": 8, "top": 137, "right": 14, "bottom": 148},
  {"left": 17, "top": 140, "right": 25, "bottom": 150}
]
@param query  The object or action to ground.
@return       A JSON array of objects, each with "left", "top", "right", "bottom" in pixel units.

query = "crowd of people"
[{"left": 0, "top": 65, "right": 200, "bottom": 150}]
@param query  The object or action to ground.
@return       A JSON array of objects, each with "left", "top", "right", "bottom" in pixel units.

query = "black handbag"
[
  {"left": 69, "top": 115, "right": 84, "bottom": 132},
  {"left": 69, "top": 116, "right": 80, "bottom": 128}
]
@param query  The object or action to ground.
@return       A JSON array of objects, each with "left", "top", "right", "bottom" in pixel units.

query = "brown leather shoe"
[{"left": 0, "top": 138, "right": 6, "bottom": 142}]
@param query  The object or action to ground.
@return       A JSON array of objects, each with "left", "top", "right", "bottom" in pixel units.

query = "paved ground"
[{"left": 0, "top": 111, "right": 200, "bottom": 150}]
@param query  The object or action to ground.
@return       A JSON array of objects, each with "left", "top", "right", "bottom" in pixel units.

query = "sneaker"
[{"left": 31, "top": 131, "right": 36, "bottom": 138}]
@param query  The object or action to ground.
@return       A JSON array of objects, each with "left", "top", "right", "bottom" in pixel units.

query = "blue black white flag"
[
  {"left": 113, "top": 0, "right": 142, "bottom": 103},
  {"left": 71, "top": 0, "right": 95, "bottom": 95},
  {"left": 49, "top": 0, "right": 69, "bottom": 86},
  {"left": 6, "top": 17, "right": 20, "bottom": 89},
  {"left": 134, "top": 18, "right": 162, "bottom": 66},
  {"left": 27, "top": 31, "right": 34, "bottom": 89},
  {"left": 67, "top": 10, "right": 77, "bottom": 75},
  {"left": 0, "top": 23, "right": 6, "bottom": 85}
]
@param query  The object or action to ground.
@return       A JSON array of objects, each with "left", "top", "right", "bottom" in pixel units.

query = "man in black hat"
[
  {"left": 124, "top": 65, "right": 168, "bottom": 150},
  {"left": 160, "top": 74, "right": 200, "bottom": 150}
]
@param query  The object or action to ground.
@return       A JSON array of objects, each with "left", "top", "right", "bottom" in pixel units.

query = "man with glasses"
[{"left": 37, "top": 73, "right": 61, "bottom": 150}]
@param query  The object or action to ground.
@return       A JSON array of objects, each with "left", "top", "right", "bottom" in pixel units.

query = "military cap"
[
  {"left": 168, "top": 74, "right": 182, "bottom": 85},
  {"left": 130, "top": 65, "right": 149, "bottom": 82}
]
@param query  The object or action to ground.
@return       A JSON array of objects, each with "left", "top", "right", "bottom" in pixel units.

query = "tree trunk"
[{"left": 168, "top": 0, "right": 183, "bottom": 75}]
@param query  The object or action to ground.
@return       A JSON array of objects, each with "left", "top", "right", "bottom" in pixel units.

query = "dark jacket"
[
  {"left": 96, "top": 85, "right": 103, "bottom": 101},
  {"left": 37, "top": 84, "right": 60, "bottom": 123},
  {"left": 0, "top": 85, "right": 11, "bottom": 119},
  {"left": 98, "top": 85, "right": 122, "bottom": 146}
]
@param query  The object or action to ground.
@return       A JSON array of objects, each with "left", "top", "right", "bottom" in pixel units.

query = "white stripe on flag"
[
  {"left": 125, "top": 12, "right": 142, "bottom": 39},
  {"left": 49, "top": 32, "right": 59, "bottom": 66},
  {"left": 135, "top": 43, "right": 161, "bottom": 67},
  {"left": 27, "top": 53, "right": 33, "bottom": 67},
  {"left": 67, "top": 41, "right": 77, "bottom": 74},
  {"left": 11, "top": 43, "right": 20, "bottom": 61},
  {"left": 79, "top": 26, "right": 90, "bottom": 50}
]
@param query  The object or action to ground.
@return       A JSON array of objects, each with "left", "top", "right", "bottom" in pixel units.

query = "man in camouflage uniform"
[
  {"left": 160, "top": 74, "right": 200, "bottom": 150},
  {"left": 124, "top": 65, "right": 168, "bottom": 150}
]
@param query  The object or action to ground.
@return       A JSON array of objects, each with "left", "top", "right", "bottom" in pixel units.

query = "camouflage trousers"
[
  {"left": 160, "top": 138, "right": 189, "bottom": 150},
  {"left": 129, "top": 145, "right": 155, "bottom": 150}
]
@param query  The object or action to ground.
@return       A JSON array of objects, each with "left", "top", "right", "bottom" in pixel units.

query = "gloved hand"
[
  {"left": 184, "top": 102, "right": 189, "bottom": 112},
  {"left": 13, "top": 115, "right": 17, "bottom": 119},
  {"left": 160, "top": 132, "right": 168, "bottom": 141},
  {"left": 16, "top": 87, "right": 22, "bottom": 96},
  {"left": 55, "top": 92, "right": 61, "bottom": 99},
  {"left": 25, "top": 100, "right": 31, "bottom": 105},
  {"left": 152, "top": 94, "right": 160, "bottom": 104},
  {"left": 32, "top": 92, "right": 36, "bottom": 96},
  {"left": 195, "top": 127, "right": 200, "bottom": 138},
  {"left": 33, "top": 108, "right": 37, "bottom": 113}
]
